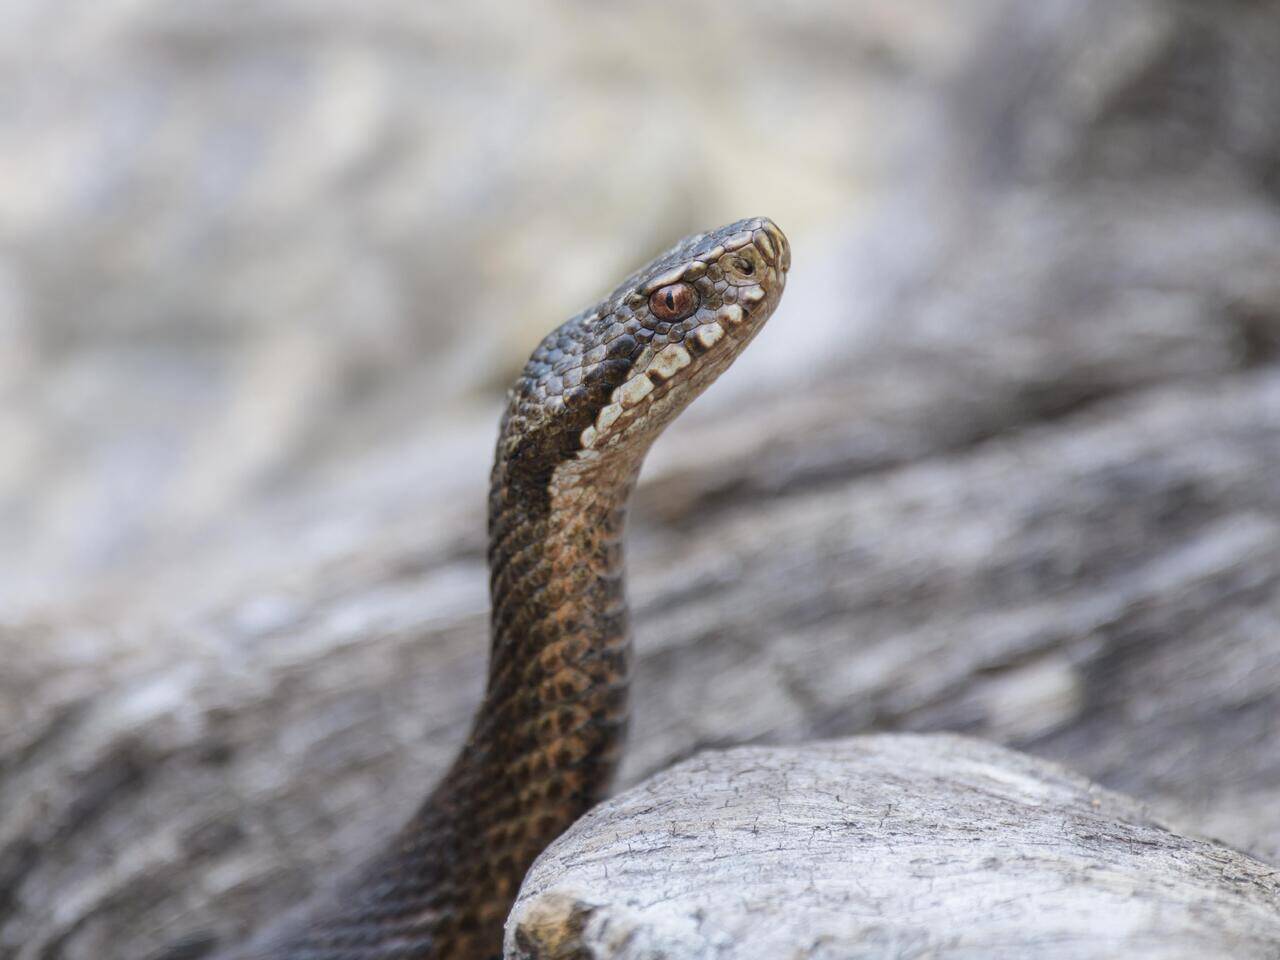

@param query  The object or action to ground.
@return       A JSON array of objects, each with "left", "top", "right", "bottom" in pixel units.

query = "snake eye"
[{"left": 648, "top": 282, "right": 700, "bottom": 322}]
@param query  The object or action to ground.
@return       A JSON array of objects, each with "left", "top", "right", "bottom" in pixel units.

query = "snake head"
[{"left": 505, "top": 217, "right": 789, "bottom": 474}]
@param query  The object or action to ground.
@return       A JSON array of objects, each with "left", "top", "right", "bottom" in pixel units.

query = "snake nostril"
[{"left": 756, "top": 222, "right": 788, "bottom": 273}]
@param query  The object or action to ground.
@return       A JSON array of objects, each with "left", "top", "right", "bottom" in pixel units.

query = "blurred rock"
[
  {"left": 0, "top": 0, "right": 995, "bottom": 612},
  {"left": 5, "top": 355, "right": 1278, "bottom": 959},
  {"left": 507, "top": 736, "right": 1280, "bottom": 960},
  {"left": 952, "top": 0, "right": 1280, "bottom": 191}
]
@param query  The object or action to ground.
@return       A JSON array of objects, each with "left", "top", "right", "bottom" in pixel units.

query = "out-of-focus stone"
[{"left": 0, "top": 0, "right": 996, "bottom": 612}]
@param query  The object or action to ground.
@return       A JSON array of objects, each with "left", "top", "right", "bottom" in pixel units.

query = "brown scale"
[{"left": 219, "top": 218, "right": 788, "bottom": 960}]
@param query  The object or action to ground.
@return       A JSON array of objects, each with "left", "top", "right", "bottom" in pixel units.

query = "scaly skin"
[{"left": 228, "top": 218, "right": 789, "bottom": 960}]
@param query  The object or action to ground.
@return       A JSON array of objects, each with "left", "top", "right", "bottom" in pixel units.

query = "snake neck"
[
  {"left": 478, "top": 445, "right": 637, "bottom": 798},
  {"left": 241, "top": 451, "right": 638, "bottom": 960},
  {"left": 415, "top": 444, "right": 639, "bottom": 953},
  {"left": 409, "top": 448, "right": 637, "bottom": 954}
]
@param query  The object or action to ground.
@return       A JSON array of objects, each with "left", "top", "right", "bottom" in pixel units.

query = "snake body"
[{"left": 230, "top": 218, "right": 789, "bottom": 960}]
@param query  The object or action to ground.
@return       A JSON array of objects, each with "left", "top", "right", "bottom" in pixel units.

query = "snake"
[{"left": 224, "top": 217, "right": 790, "bottom": 960}]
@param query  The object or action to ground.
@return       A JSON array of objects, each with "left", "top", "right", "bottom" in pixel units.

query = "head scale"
[{"left": 499, "top": 217, "right": 789, "bottom": 479}]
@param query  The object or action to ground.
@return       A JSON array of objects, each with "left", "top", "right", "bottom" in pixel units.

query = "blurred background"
[
  {"left": 0, "top": 0, "right": 990, "bottom": 611},
  {"left": 2, "top": 1, "right": 1279, "bottom": 958}
]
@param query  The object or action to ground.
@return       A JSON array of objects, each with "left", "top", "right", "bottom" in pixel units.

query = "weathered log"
[
  {"left": 507, "top": 735, "right": 1280, "bottom": 960},
  {"left": 4, "top": 366, "right": 1276, "bottom": 959}
]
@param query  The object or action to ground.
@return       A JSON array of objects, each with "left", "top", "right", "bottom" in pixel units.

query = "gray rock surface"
[
  {"left": 3, "top": 1, "right": 1280, "bottom": 958},
  {"left": 0, "top": 0, "right": 994, "bottom": 614},
  {"left": 506, "top": 735, "right": 1280, "bottom": 960}
]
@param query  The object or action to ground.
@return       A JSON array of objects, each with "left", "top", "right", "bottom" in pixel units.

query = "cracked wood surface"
[{"left": 507, "top": 736, "right": 1280, "bottom": 960}]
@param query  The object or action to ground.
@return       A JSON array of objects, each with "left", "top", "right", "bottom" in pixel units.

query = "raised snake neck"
[{"left": 229, "top": 218, "right": 789, "bottom": 960}]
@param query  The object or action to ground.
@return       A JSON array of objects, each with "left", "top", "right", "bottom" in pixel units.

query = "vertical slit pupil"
[{"left": 649, "top": 282, "right": 699, "bottom": 321}]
